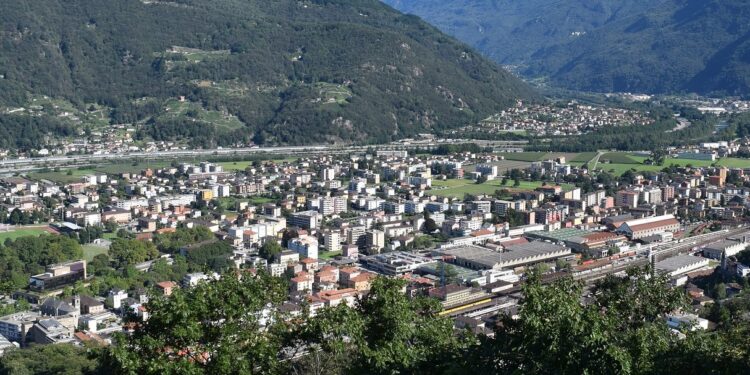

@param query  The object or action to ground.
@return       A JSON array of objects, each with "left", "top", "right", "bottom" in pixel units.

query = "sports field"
[
  {"left": 0, "top": 226, "right": 54, "bottom": 242},
  {"left": 430, "top": 179, "right": 574, "bottom": 198}
]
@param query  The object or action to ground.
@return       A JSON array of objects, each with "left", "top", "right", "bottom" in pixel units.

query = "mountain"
[
  {"left": 0, "top": 0, "right": 533, "bottom": 149},
  {"left": 382, "top": 0, "right": 657, "bottom": 65},
  {"left": 528, "top": 0, "right": 750, "bottom": 95},
  {"left": 384, "top": 0, "right": 750, "bottom": 95}
]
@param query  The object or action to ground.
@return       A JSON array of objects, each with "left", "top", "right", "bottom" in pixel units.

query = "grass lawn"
[
  {"left": 217, "top": 161, "right": 254, "bottom": 171},
  {"left": 0, "top": 227, "right": 51, "bottom": 242},
  {"left": 319, "top": 251, "right": 342, "bottom": 260},
  {"left": 430, "top": 179, "right": 573, "bottom": 198},
  {"left": 94, "top": 161, "right": 171, "bottom": 175},
  {"left": 248, "top": 196, "right": 275, "bottom": 205},
  {"left": 28, "top": 169, "right": 97, "bottom": 184},
  {"left": 82, "top": 245, "right": 109, "bottom": 262}
]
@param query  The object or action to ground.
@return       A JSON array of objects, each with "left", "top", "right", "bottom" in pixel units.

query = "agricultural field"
[
  {"left": 2, "top": 95, "right": 112, "bottom": 130},
  {"left": 314, "top": 82, "right": 352, "bottom": 105},
  {"left": 570, "top": 152, "right": 598, "bottom": 163},
  {"left": 156, "top": 46, "right": 231, "bottom": 71},
  {"left": 160, "top": 99, "right": 245, "bottom": 131}
]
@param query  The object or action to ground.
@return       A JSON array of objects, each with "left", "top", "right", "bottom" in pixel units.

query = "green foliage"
[
  {"left": 0, "top": 0, "right": 532, "bottom": 149},
  {"left": 297, "top": 277, "right": 467, "bottom": 374},
  {"left": 153, "top": 227, "right": 214, "bottom": 254},
  {"left": 183, "top": 241, "right": 234, "bottom": 272},
  {"left": 0, "top": 234, "right": 83, "bottom": 290},
  {"left": 103, "top": 272, "right": 288, "bottom": 374},
  {"left": 83, "top": 267, "right": 750, "bottom": 374},
  {"left": 0, "top": 344, "right": 101, "bottom": 375},
  {"left": 259, "top": 239, "right": 282, "bottom": 261},
  {"left": 108, "top": 238, "right": 160, "bottom": 268}
]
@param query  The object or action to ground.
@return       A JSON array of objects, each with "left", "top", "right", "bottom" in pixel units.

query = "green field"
[
  {"left": 430, "top": 179, "right": 573, "bottom": 198},
  {"left": 0, "top": 227, "right": 51, "bottom": 242},
  {"left": 82, "top": 245, "right": 109, "bottom": 262},
  {"left": 595, "top": 154, "right": 750, "bottom": 175},
  {"left": 160, "top": 99, "right": 245, "bottom": 131},
  {"left": 570, "top": 152, "right": 598, "bottom": 163},
  {"left": 28, "top": 168, "right": 98, "bottom": 184},
  {"left": 497, "top": 152, "right": 549, "bottom": 162},
  {"left": 319, "top": 251, "right": 342, "bottom": 260}
]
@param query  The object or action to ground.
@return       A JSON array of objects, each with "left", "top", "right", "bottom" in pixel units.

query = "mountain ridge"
[{"left": 0, "top": 0, "right": 534, "bottom": 149}]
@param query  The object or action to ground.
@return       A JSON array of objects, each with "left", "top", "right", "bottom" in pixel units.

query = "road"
[{"left": 0, "top": 139, "right": 528, "bottom": 173}]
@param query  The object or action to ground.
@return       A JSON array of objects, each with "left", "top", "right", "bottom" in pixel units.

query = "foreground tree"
[
  {"left": 295, "top": 277, "right": 468, "bottom": 375},
  {"left": 103, "top": 272, "right": 289, "bottom": 374}
]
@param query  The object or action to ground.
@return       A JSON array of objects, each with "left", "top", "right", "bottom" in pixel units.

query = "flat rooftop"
[{"left": 655, "top": 255, "right": 709, "bottom": 272}]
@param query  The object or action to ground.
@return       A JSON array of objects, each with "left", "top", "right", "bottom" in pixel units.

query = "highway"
[{"left": 0, "top": 139, "right": 528, "bottom": 173}]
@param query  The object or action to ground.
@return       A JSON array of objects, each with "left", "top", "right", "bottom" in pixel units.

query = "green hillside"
[{"left": 0, "top": 0, "right": 534, "bottom": 150}]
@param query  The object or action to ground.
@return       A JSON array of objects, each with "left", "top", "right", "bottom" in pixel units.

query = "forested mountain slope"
[
  {"left": 0, "top": 0, "right": 533, "bottom": 148},
  {"left": 529, "top": 0, "right": 750, "bottom": 95},
  {"left": 383, "top": 0, "right": 658, "bottom": 64},
  {"left": 385, "top": 0, "right": 750, "bottom": 95}
]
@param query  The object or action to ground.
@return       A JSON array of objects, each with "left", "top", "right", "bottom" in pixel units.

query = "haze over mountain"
[
  {"left": 0, "top": 0, "right": 533, "bottom": 149},
  {"left": 383, "top": 0, "right": 656, "bottom": 65},
  {"left": 385, "top": 0, "right": 750, "bottom": 95},
  {"left": 530, "top": 0, "right": 750, "bottom": 95}
]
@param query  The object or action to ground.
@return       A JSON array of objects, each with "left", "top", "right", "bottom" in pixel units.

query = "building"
[
  {"left": 347, "top": 226, "right": 367, "bottom": 248},
  {"left": 702, "top": 239, "right": 746, "bottom": 259},
  {"left": 0, "top": 312, "right": 41, "bottom": 343},
  {"left": 617, "top": 215, "right": 680, "bottom": 240},
  {"left": 439, "top": 242, "right": 570, "bottom": 270},
  {"left": 428, "top": 285, "right": 489, "bottom": 308},
  {"left": 324, "top": 231, "right": 342, "bottom": 252},
  {"left": 27, "top": 319, "right": 75, "bottom": 345},
  {"left": 289, "top": 235, "right": 319, "bottom": 259},
  {"left": 366, "top": 230, "right": 386, "bottom": 251},
  {"left": 666, "top": 313, "right": 709, "bottom": 331},
  {"left": 655, "top": 255, "right": 710, "bottom": 277},
  {"left": 475, "top": 164, "right": 498, "bottom": 179},
  {"left": 289, "top": 211, "right": 320, "bottom": 230},
  {"left": 361, "top": 252, "right": 435, "bottom": 276},
  {"left": 155, "top": 281, "right": 178, "bottom": 296},
  {"left": 616, "top": 190, "right": 639, "bottom": 208},
  {"left": 29, "top": 260, "right": 87, "bottom": 291}
]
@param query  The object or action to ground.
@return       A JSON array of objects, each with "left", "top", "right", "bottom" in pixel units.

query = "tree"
[
  {"left": 108, "top": 238, "right": 159, "bottom": 268},
  {"left": 436, "top": 262, "right": 459, "bottom": 285},
  {"left": 103, "top": 272, "right": 288, "bottom": 374},
  {"left": 298, "top": 277, "right": 467, "bottom": 374},
  {"left": 104, "top": 219, "right": 118, "bottom": 233},
  {"left": 423, "top": 211, "right": 438, "bottom": 233},
  {"left": 0, "top": 344, "right": 101, "bottom": 374},
  {"left": 412, "top": 235, "right": 433, "bottom": 250},
  {"left": 259, "top": 239, "right": 282, "bottom": 261}
]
